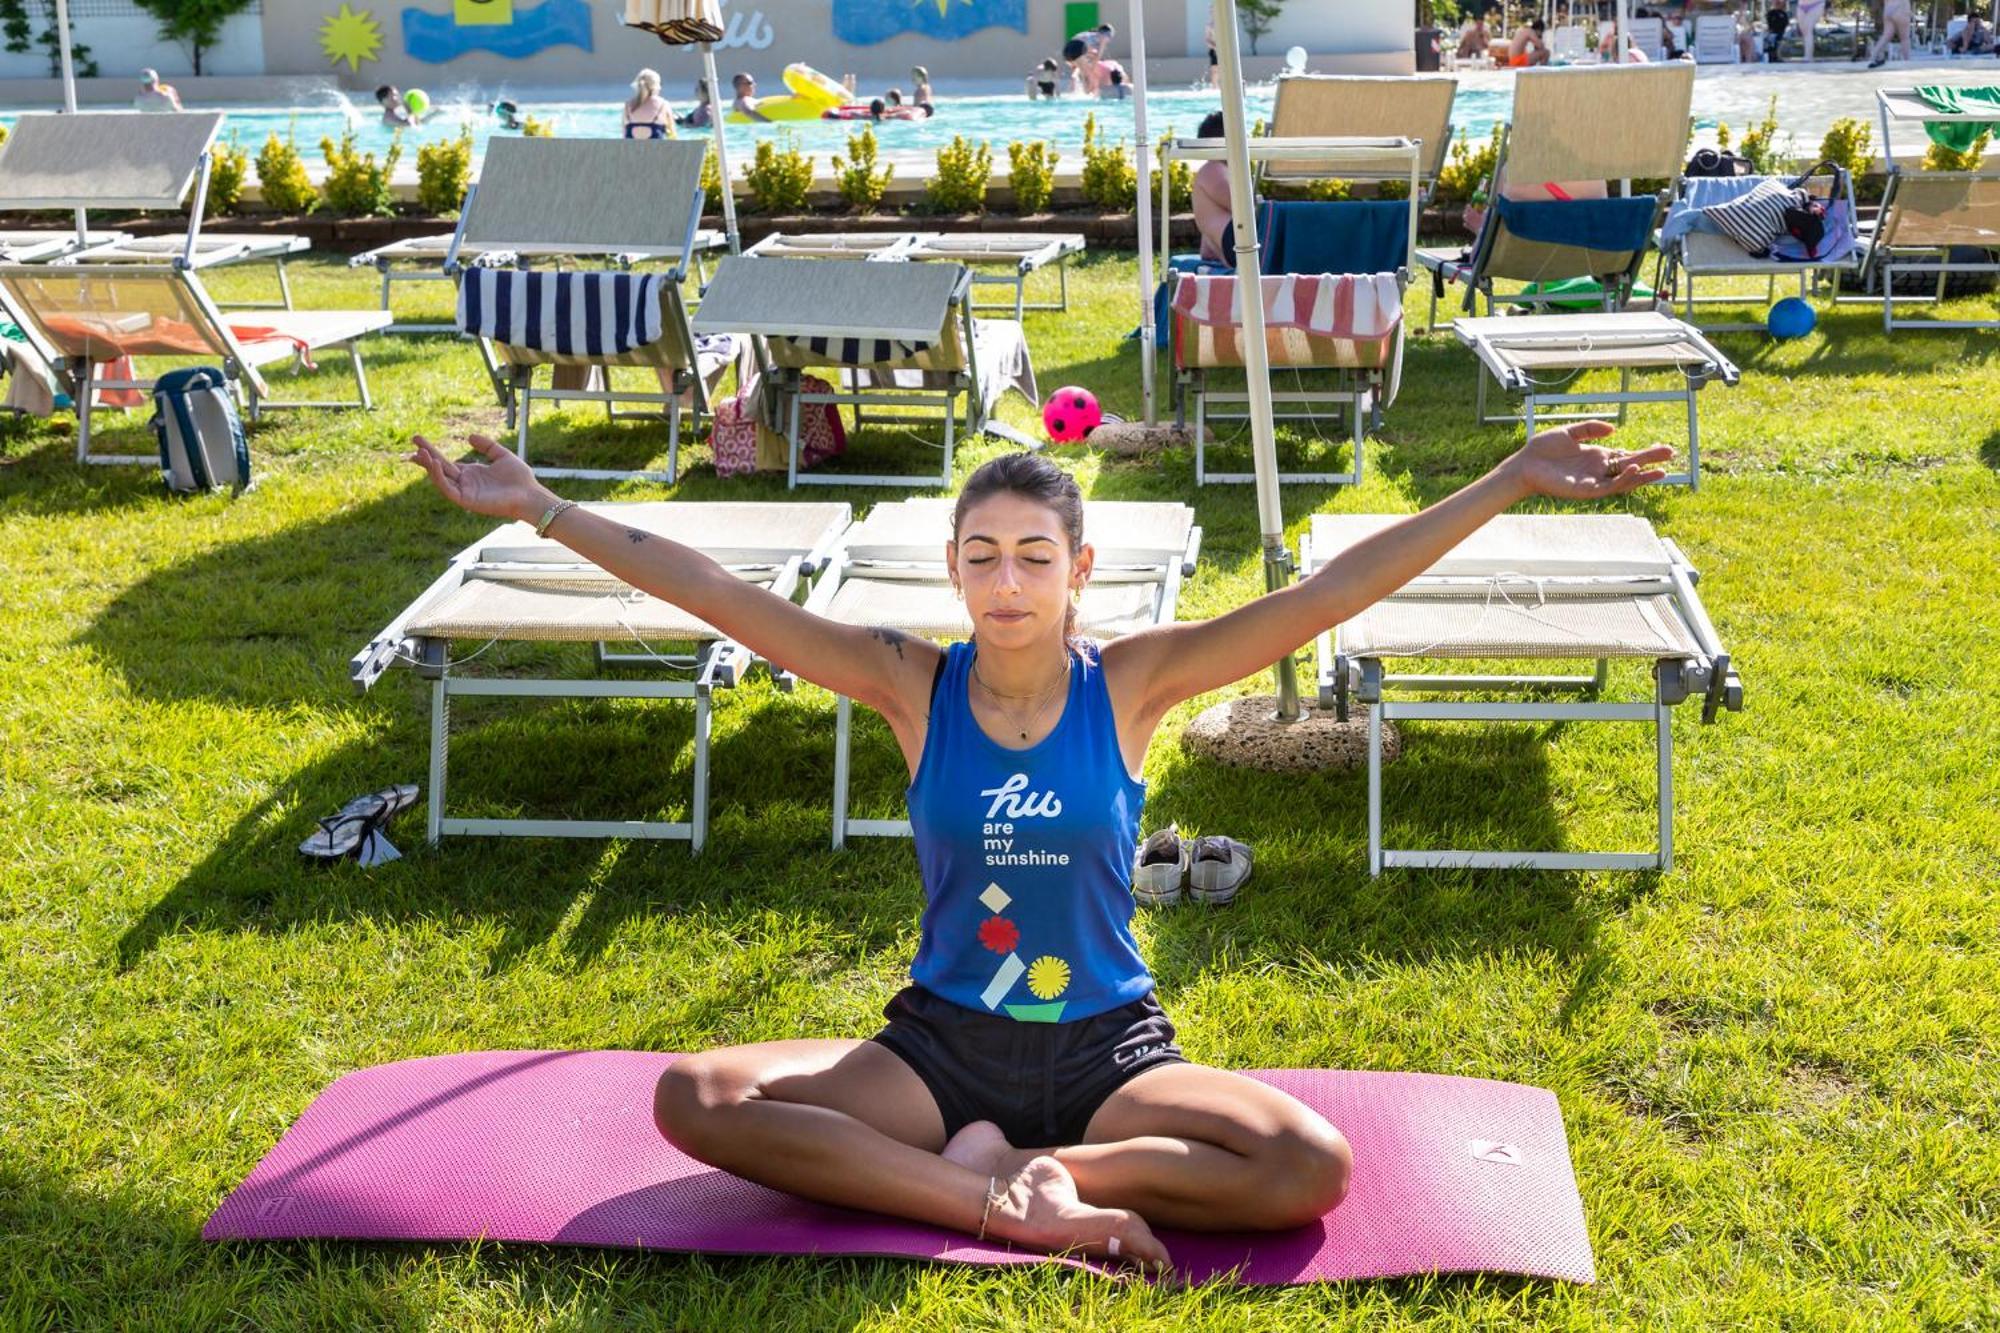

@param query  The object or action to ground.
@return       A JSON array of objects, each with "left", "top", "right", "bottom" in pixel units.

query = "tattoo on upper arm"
[
  {"left": 867, "top": 626, "right": 910, "bottom": 660},
  {"left": 625, "top": 528, "right": 648, "bottom": 544}
]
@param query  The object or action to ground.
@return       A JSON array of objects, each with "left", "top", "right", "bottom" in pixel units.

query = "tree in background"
[
  {"left": 1237, "top": 0, "right": 1285, "bottom": 56},
  {"left": 6, "top": 0, "right": 98, "bottom": 78},
  {"left": 133, "top": 0, "right": 254, "bottom": 77}
]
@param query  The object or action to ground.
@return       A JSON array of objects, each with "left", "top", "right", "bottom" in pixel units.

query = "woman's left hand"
[{"left": 1507, "top": 420, "right": 1675, "bottom": 501}]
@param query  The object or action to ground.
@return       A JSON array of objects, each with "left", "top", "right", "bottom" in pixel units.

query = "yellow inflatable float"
[{"left": 726, "top": 63, "right": 846, "bottom": 123}]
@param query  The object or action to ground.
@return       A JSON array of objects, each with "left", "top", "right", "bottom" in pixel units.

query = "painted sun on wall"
[{"left": 833, "top": 0, "right": 1027, "bottom": 47}]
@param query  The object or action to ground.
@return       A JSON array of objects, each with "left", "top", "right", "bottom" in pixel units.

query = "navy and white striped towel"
[
  {"left": 788, "top": 334, "right": 933, "bottom": 365},
  {"left": 457, "top": 270, "right": 665, "bottom": 356}
]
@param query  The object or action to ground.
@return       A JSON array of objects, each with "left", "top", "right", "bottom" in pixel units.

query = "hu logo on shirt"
[{"left": 981, "top": 772, "right": 1063, "bottom": 821}]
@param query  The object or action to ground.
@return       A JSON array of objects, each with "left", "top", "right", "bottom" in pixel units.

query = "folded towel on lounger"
[
  {"left": 458, "top": 270, "right": 666, "bottom": 356},
  {"left": 1171, "top": 272, "right": 1403, "bottom": 339}
]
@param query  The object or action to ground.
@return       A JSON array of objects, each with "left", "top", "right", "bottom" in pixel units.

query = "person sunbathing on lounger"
[{"left": 406, "top": 428, "right": 1673, "bottom": 1270}]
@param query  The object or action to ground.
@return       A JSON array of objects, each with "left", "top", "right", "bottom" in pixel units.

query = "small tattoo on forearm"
[
  {"left": 867, "top": 626, "right": 910, "bottom": 660},
  {"left": 625, "top": 528, "right": 648, "bottom": 544}
]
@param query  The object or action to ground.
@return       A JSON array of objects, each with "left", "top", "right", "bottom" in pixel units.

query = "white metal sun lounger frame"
[
  {"left": 444, "top": 138, "right": 717, "bottom": 484},
  {"left": 0, "top": 228, "right": 132, "bottom": 265},
  {"left": 803, "top": 499, "right": 1202, "bottom": 847},
  {"left": 353, "top": 229, "right": 728, "bottom": 335},
  {"left": 743, "top": 231, "right": 1086, "bottom": 322},
  {"left": 1656, "top": 170, "right": 1865, "bottom": 333},
  {"left": 1852, "top": 88, "right": 2000, "bottom": 331},
  {"left": 1300, "top": 515, "right": 1743, "bottom": 874},
  {"left": 1159, "top": 137, "right": 1421, "bottom": 486},
  {"left": 349, "top": 501, "right": 853, "bottom": 853},
  {"left": 695, "top": 256, "right": 1012, "bottom": 490},
  {"left": 0, "top": 263, "right": 387, "bottom": 465},
  {"left": 1453, "top": 313, "right": 1740, "bottom": 489}
]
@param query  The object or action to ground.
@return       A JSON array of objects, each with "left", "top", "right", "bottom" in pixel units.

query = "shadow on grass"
[{"left": 1981, "top": 429, "right": 2000, "bottom": 472}]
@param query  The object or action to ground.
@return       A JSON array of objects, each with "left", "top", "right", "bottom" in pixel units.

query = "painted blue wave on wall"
[
  {"left": 832, "top": 0, "right": 1029, "bottom": 48},
  {"left": 402, "top": 0, "right": 594, "bottom": 63}
]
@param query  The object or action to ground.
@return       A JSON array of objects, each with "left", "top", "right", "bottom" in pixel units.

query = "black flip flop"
[{"left": 300, "top": 784, "right": 419, "bottom": 860}]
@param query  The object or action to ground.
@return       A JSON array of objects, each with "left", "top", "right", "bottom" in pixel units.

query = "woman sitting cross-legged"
[{"left": 407, "top": 423, "right": 1672, "bottom": 1272}]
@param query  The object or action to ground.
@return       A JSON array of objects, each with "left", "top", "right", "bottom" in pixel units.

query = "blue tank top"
[{"left": 907, "top": 640, "right": 1152, "bottom": 1023}]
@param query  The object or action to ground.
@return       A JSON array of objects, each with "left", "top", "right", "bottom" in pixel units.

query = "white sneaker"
[
  {"left": 1132, "top": 825, "right": 1188, "bottom": 907},
  {"left": 1188, "top": 836, "right": 1252, "bottom": 905}
]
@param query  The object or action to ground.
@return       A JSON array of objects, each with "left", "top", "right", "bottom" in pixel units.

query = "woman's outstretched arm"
[
  {"left": 1104, "top": 422, "right": 1674, "bottom": 719},
  {"left": 407, "top": 434, "right": 939, "bottom": 725}
]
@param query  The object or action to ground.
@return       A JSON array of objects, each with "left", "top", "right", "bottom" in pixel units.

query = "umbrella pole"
[
  {"left": 700, "top": 42, "right": 739, "bottom": 253},
  {"left": 57, "top": 0, "right": 85, "bottom": 249},
  {"left": 1211, "top": 0, "right": 1299, "bottom": 720},
  {"left": 1131, "top": 0, "right": 1156, "bottom": 425}
]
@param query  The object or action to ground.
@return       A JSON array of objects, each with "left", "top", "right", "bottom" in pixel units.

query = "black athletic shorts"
[
  {"left": 872, "top": 984, "right": 1186, "bottom": 1149},
  {"left": 1209, "top": 46, "right": 1219, "bottom": 65}
]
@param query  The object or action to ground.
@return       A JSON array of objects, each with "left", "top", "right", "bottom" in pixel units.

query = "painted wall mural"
[
  {"left": 321, "top": 4, "right": 385, "bottom": 71},
  {"left": 832, "top": 0, "right": 1027, "bottom": 48},
  {"left": 401, "top": 0, "right": 593, "bottom": 63}
]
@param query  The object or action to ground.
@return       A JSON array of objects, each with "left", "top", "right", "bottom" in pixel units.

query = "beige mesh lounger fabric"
[
  {"left": 695, "top": 255, "right": 1037, "bottom": 490},
  {"left": 1452, "top": 312, "right": 1737, "bottom": 488},
  {"left": 1418, "top": 63, "right": 1693, "bottom": 327},
  {"left": 1300, "top": 513, "right": 1742, "bottom": 874},
  {"left": 1263, "top": 75, "right": 1458, "bottom": 196},
  {"left": 447, "top": 138, "right": 719, "bottom": 483},
  {"left": 351, "top": 500, "right": 854, "bottom": 852},
  {"left": 0, "top": 263, "right": 391, "bottom": 465},
  {"left": 804, "top": 497, "right": 1201, "bottom": 846}
]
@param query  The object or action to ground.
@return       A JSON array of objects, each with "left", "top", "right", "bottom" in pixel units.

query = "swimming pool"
[{"left": 0, "top": 85, "right": 1521, "bottom": 169}]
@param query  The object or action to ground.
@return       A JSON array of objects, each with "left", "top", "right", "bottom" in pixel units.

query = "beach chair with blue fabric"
[
  {"left": 447, "top": 137, "right": 737, "bottom": 483},
  {"left": 1162, "top": 137, "right": 1421, "bottom": 486},
  {"left": 1417, "top": 63, "right": 1695, "bottom": 330},
  {"left": 1657, "top": 164, "right": 1862, "bottom": 331}
]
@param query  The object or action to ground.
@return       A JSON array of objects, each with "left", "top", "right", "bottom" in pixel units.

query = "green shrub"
[
  {"left": 745, "top": 135, "right": 814, "bottom": 214},
  {"left": 1152, "top": 131, "right": 1192, "bottom": 211},
  {"left": 1819, "top": 116, "right": 1880, "bottom": 202},
  {"left": 253, "top": 132, "right": 318, "bottom": 215},
  {"left": 1434, "top": 124, "right": 1500, "bottom": 204},
  {"left": 415, "top": 127, "right": 473, "bottom": 217},
  {"left": 926, "top": 135, "right": 992, "bottom": 214},
  {"left": 700, "top": 144, "right": 721, "bottom": 205},
  {"left": 320, "top": 130, "right": 402, "bottom": 217},
  {"left": 1735, "top": 95, "right": 1787, "bottom": 175},
  {"left": 1079, "top": 114, "right": 1136, "bottom": 210},
  {"left": 1922, "top": 131, "right": 1990, "bottom": 173},
  {"left": 520, "top": 114, "right": 553, "bottom": 138},
  {"left": 206, "top": 135, "right": 249, "bottom": 215},
  {"left": 832, "top": 126, "right": 894, "bottom": 211},
  {"left": 1007, "top": 139, "right": 1058, "bottom": 214}
]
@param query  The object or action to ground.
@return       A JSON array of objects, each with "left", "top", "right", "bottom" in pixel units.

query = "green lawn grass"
[{"left": 2, "top": 255, "right": 1995, "bottom": 1330}]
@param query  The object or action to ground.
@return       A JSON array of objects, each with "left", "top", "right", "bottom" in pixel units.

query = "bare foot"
[{"left": 984, "top": 1155, "right": 1171, "bottom": 1273}]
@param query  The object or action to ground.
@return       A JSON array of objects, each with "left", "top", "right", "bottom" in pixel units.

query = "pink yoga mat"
[{"left": 204, "top": 1051, "right": 1594, "bottom": 1285}]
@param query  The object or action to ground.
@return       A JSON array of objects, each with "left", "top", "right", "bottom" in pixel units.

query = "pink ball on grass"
[{"left": 1041, "top": 386, "right": 1103, "bottom": 443}]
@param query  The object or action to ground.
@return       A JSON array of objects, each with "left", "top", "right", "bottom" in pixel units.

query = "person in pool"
[
  {"left": 623, "top": 68, "right": 674, "bottom": 139},
  {"left": 1027, "top": 58, "right": 1061, "bottom": 100},
  {"left": 406, "top": 427, "right": 1671, "bottom": 1273},
  {"left": 134, "top": 68, "right": 182, "bottom": 112},
  {"left": 375, "top": 84, "right": 416, "bottom": 128},
  {"left": 677, "top": 78, "right": 714, "bottom": 129},
  {"left": 1102, "top": 65, "right": 1132, "bottom": 101},
  {"left": 731, "top": 71, "right": 770, "bottom": 124},
  {"left": 912, "top": 66, "right": 934, "bottom": 107}
]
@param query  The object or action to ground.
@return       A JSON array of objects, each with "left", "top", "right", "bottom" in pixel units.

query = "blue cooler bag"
[{"left": 152, "top": 366, "right": 249, "bottom": 494}]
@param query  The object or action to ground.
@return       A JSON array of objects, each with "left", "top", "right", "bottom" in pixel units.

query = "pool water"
[{"left": 0, "top": 85, "right": 1520, "bottom": 170}]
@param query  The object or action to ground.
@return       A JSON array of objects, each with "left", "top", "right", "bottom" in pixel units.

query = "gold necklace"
[{"left": 972, "top": 655, "right": 1071, "bottom": 741}]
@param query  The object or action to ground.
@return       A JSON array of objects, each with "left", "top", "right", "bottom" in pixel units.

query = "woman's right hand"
[{"left": 408, "top": 433, "right": 556, "bottom": 524}]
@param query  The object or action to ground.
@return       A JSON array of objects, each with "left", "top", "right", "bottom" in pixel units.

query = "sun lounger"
[
  {"left": 1549, "top": 24, "right": 1595, "bottom": 64},
  {"left": 0, "top": 111, "right": 309, "bottom": 310},
  {"left": 1262, "top": 74, "right": 1458, "bottom": 202},
  {"left": 1451, "top": 312, "right": 1737, "bottom": 489},
  {"left": 1300, "top": 513, "right": 1743, "bottom": 874},
  {"left": 801, "top": 497, "right": 1200, "bottom": 847},
  {"left": 1852, "top": 88, "right": 2000, "bottom": 331},
  {"left": 693, "top": 255, "right": 1038, "bottom": 489},
  {"left": 352, "top": 228, "right": 727, "bottom": 335},
  {"left": 742, "top": 231, "right": 922, "bottom": 260},
  {"left": 1657, "top": 169, "right": 1862, "bottom": 332},
  {"left": 448, "top": 137, "right": 733, "bottom": 482},
  {"left": 350, "top": 500, "right": 852, "bottom": 852},
  {"left": 0, "top": 264, "right": 390, "bottom": 464},
  {"left": 742, "top": 232, "right": 1086, "bottom": 322},
  {"left": 1417, "top": 64, "right": 1694, "bottom": 329},
  {"left": 0, "top": 228, "right": 131, "bottom": 265}
]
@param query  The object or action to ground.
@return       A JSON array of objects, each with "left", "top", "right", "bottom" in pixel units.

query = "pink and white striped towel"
[{"left": 1171, "top": 272, "right": 1404, "bottom": 337}]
